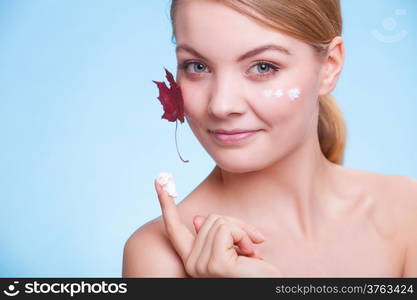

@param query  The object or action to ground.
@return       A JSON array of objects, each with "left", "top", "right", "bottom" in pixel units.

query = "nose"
[{"left": 207, "top": 73, "right": 247, "bottom": 119}]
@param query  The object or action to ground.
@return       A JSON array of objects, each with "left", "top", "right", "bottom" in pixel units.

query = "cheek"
[
  {"left": 247, "top": 83, "right": 305, "bottom": 125},
  {"left": 180, "top": 82, "right": 207, "bottom": 130},
  {"left": 252, "top": 64, "right": 320, "bottom": 105},
  {"left": 247, "top": 79, "right": 319, "bottom": 144}
]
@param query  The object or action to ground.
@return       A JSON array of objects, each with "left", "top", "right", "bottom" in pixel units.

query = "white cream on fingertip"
[{"left": 156, "top": 172, "right": 178, "bottom": 198}]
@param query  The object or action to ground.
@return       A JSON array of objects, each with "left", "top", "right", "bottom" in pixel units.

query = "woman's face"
[{"left": 175, "top": 0, "right": 328, "bottom": 173}]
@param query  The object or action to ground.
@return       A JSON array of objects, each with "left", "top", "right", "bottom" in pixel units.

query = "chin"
[{"left": 211, "top": 154, "right": 271, "bottom": 174}]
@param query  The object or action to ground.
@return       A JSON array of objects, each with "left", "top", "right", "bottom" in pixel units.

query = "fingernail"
[{"left": 254, "top": 230, "right": 265, "bottom": 240}]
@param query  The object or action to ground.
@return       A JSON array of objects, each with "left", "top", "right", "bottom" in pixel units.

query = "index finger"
[{"left": 154, "top": 179, "right": 193, "bottom": 262}]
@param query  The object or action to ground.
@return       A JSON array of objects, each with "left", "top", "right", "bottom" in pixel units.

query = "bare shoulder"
[
  {"left": 369, "top": 172, "right": 417, "bottom": 216},
  {"left": 343, "top": 166, "right": 416, "bottom": 207},
  {"left": 386, "top": 174, "right": 417, "bottom": 277},
  {"left": 340, "top": 167, "right": 417, "bottom": 232},
  {"left": 387, "top": 174, "right": 417, "bottom": 229},
  {"left": 360, "top": 170, "right": 417, "bottom": 237},
  {"left": 122, "top": 217, "right": 188, "bottom": 277},
  {"left": 388, "top": 174, "right": 417, "bottom": 210}
]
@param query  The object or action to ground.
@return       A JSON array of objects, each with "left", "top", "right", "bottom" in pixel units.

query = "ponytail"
[{"left": 317, "top": 94, "right": 347, "bottom": 165}]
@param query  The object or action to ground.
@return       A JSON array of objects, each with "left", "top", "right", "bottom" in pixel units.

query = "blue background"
[{"left": 0, "top": 0, "right": 416, "bottom": 277}]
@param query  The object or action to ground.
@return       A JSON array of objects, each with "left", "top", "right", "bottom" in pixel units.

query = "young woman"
[{"left": 123, "top": 0, "right": 417, "bottom": 277}]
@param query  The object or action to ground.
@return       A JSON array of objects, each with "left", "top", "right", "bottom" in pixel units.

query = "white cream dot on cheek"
[
  {"left": 288, "top": 88, "right": 301, "bottom": 100},
  {"left": 273, "top": 88, "right": 284, "bottom": 97},
  {"left": 262, "top": 87, "right": 301, "bottom": 101},
  {"left": 262, "top": 88, "right": 284, "bottom": 99}
]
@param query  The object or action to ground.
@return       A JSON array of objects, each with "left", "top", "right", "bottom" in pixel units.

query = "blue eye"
[
  {"left": 179, "top": 62, "right": 208, "bottom": 73},
  {"left": 178, "top": 60, "right": 280, "bottom": 79},
  {"left": 249, "top": 61, "right": 280, "bottom": 78}
]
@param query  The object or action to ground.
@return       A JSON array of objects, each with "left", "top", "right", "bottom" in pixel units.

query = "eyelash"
[{"left": 178, "top": 60, "right": 280, "bottom": 79}]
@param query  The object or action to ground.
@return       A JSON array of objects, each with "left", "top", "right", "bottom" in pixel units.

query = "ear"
[
  {"left": 193, "top": 215, "right": 206, "bottom": 233},
  {"left": 319, "top": 36, "right": 345, "bottom": 96}
]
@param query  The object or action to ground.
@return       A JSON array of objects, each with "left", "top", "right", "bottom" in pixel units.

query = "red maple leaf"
[
  {"left": 151, "top": 67, "right": 189, "bottom": 163},
  {"left": 152, "top": 67, "right": 185, "bottom": 123}
]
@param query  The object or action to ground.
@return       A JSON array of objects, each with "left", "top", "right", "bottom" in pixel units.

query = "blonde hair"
[{"left": 170, "top": 0, "right": 347, "bottom": 165}]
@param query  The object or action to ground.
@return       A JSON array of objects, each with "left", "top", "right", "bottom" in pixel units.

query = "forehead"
[{"left": 174, "top": 0, "right": 307, "bottom": 60}]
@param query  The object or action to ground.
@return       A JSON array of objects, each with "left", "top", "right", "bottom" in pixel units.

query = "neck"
[{"left": 211, "top": 131, "right": 341, "bottom": 239}]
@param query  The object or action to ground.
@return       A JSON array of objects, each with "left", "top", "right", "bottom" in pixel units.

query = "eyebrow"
[{"left": 175, "top": 43, "right": 291, "bottom": 62}]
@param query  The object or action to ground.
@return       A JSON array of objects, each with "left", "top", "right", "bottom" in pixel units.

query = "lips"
[
  {"left": 209, "top": 129, "right": 261, "bottom": 144},
  {"left": 210, "top": 128, "right": 260, "bottom": 134}
]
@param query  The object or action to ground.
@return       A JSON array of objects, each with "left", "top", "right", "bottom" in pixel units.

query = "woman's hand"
[
  {"left": 154, "top": 180, "right": 282, "bottom": 277},
  {"left": 189, "top": 214, "right": 282, "bottom": 277}
]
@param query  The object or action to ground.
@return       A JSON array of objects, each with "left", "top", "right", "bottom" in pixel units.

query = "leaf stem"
[{"left": 175, "top": 120, "right": 189, "bottom": 163}]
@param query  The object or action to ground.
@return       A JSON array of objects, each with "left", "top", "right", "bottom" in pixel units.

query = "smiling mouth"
[
  {"left": 208, "top": 127, "right": 262, "bottom": 134},
  {"left": 208, "top": 129, "right": 262, "bottom": 144}
]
